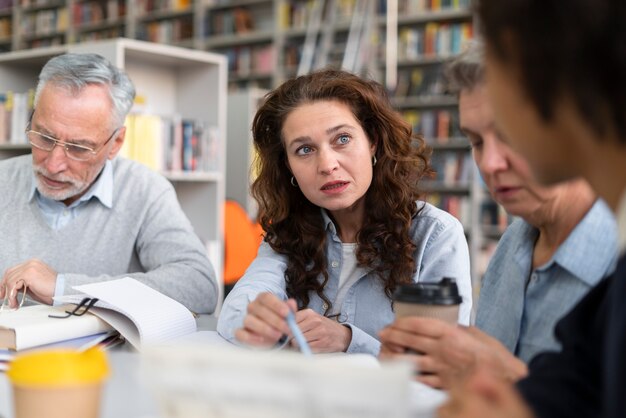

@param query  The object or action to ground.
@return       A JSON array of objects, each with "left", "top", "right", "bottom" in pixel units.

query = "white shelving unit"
[
  {"left": 225, "top": 87, "right": 267, "bottom": 219},
  {"left": 0, "top": 38, "right": 228, "bottom": 304}
]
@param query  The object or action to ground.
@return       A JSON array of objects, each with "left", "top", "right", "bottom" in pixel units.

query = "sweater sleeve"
[
  {"left": 62, "top": 185, "right": 218, "bottom": 314},
  {"left": 217, "top": 241, "right": 289, "bottom": 344}
]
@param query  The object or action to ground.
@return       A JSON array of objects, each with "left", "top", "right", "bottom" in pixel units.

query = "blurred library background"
[{"left": 0, "top": 0, "right": 510, "bottom": 297}]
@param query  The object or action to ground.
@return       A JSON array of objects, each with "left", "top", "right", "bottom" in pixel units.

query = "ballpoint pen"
[{"left": 285, "top": 310, "right": 313, "bottom": 356}]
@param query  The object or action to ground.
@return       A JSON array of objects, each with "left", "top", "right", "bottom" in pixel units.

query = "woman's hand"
[
  {"left": 234, "top": 292, "right": 297, "bottom": 348},
  {"left": 290, "top": 308, "right": 352, "bottom": 353}
]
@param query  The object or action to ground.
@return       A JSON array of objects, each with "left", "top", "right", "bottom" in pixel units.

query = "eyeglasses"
[{"left": 27, "top": 128, "right": 120, "bottom": 162}]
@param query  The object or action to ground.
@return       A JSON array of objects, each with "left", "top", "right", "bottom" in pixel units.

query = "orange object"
[{"left": 223, "top": 200, "right": 263, "bottom": 285}]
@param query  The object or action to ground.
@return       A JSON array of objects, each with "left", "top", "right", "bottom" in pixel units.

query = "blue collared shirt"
[
  {"left": 476, "top": 199, "right": 618, "bottom": 363},
  {"left": 30, "top": 160, "right": 113, "bottom": 301},
  {"left": 218, "top": 201, "right": 472, "bottom": 356}
]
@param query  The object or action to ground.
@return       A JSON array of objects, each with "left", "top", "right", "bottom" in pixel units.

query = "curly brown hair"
[{"left": 251, "top": 69, "right": 433, "bottom": 312}]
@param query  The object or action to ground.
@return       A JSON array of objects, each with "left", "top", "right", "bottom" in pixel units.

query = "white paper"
[{"left": 142, "top": 344, "right": 413, "bottom": 418}]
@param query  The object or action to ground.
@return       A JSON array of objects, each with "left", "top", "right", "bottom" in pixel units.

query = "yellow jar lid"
[{"left": 7, "top": 347, "right": 109, "bottom": 387}]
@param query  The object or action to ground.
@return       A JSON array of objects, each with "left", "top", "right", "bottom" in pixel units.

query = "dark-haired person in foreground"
[
  {"left": 438, "top": 1, "right": 626, "bottom": 417},
  {"left": 217, "top": 69, "right": 472, "bottom": 356}
]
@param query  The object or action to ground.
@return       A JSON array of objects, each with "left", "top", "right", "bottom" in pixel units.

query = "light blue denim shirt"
[
  {"left": 29, "top": 160, "right": 113, "bottom": 302},
  {"left": 217, "top": 201, "right": 472, "bottom": 356},
  {"left": 476, "top": 199, "right": 618, "bottom": 363}
]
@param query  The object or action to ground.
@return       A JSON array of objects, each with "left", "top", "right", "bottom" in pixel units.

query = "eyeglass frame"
[{"left": 26, "top": 125, "right": 122, "bottom": 162}]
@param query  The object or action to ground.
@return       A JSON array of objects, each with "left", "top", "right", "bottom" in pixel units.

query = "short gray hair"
[
  {"left": 34, "top": 53, "right": 136, "bottom": 128},
  {"left": 445, "top": 39, "right": 485, "bottom": 94}
]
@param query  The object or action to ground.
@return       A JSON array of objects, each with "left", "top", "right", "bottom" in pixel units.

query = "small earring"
[
  {"left": 290, "top": 176, "right": 298, "bottom": 187},
  {"left": 372, "top": 155, "right": 377, "bottom": 166}
]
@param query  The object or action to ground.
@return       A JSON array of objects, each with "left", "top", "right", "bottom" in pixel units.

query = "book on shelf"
[
  {"left": 480, "top": 199, "right": 510, "bottom": 232},
  {"left": 394, "top": 67, "right": 446, "bottom": 99},
  {"left": 137, "top": 0, "right": 190, "bottom": 14},
  {"left": 427, "top": 193, "right": 471, "bottom": 229},
  {"left": 21, "top": 8, "right": 69, "bottom": 37},
  {"left": 72, "top": 0, "right": 127, "bottom": 27},
  {"left": 397, "top": 22, "right": 473, "bottom": 60},
  {"left": 208, "top": 7, "right": 255, "bottom": 36},
  {"left": 122, "top": 113, "right": 220, "bottom": 174},
  {"left": 0, "top": 89, "right": 34, "bottom": 145},
  {"left": 399, "top": 0, "right": 472, "bottom": 14},
  {"left": 430, "top": 151, "right": 472, "bottom": 185},
  {"left": 139, "top": 17, "right": 193, "bottom": 43},
  {"left": 403, "top": 108, "right": 458, "bottom": 141}
]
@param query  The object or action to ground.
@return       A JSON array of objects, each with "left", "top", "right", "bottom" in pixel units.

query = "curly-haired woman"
[{"left": 217, "top": 69, "right": 472, "bottom": 356}]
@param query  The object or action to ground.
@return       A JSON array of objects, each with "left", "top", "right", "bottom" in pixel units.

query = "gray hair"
[
  {"left": 445, "top": 39, "right": 486, "bottom": 94},
  {"left": 34, "top": 53, "right": 136, "bottom": 128}
]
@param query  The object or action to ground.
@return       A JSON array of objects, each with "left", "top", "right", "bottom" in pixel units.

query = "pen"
[{"left": 285, "top": 310, "right": 312, "bottom": 356}]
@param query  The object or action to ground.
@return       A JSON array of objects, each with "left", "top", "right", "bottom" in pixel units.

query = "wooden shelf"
[
  {"left": 20, "top": 1, "right": 65, "bottom": 13},
  {"left": 392, "top": 9, "right": 473, "bottom": 26},
  {"left": 137, "top": 7, "right": 193, "bottom": 23},
  {"left": 75, "top": 19, "right": 126, "bottom": 33},
  {"left": 206, "top": 0, "right": 272, "bottom": 12},
  {"left": 205, "top": 30, "right": 274, "bottom": 48}
]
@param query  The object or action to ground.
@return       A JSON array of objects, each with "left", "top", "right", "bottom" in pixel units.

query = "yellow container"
[{"left": 7, "top": 348, "right": 109, "bottom": 418}]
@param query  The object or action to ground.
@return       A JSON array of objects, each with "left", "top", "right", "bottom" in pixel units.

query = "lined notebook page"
[{"left": 66, "top": 278, "right": 197, "bottom": 348}]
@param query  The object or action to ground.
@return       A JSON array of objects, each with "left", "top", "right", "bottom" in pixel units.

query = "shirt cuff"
[
  {"left": 343, "top": 323, "right": 381, "bottom": 356},
  {"left": 52, "top": 274, "right": 65, "bottom": 306}
]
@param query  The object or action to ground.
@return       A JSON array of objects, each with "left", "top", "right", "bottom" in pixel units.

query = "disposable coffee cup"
[
  {"left": 7, "top": 347, "right": 109, "bottom": 418},
  {"left": 393, "top": 277, "right": 462, "bottom": 325}
]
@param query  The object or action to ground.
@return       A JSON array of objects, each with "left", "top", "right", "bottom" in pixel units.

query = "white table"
[{"left": 0, "top": 331, "right": 447, "bottom": 418}]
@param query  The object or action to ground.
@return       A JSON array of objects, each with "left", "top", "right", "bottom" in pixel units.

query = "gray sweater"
[{"left": 0, "top": 155, "right": 218, "bottom": 314}]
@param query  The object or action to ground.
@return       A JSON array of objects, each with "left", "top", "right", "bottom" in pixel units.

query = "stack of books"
[
  {"left": 0, "top": 277, "right": 199, "bottom": 371},
  {"left": 0, "top": 304, "right": 124, "bottom": 371}
]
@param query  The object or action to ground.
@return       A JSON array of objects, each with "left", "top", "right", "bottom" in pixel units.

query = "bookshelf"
[
  {"left": 0, "top": 0, "right": 504, "bottom": 288},
  {"left": 0, "top": 38, "right": 228, "bottom": 304},
  {"left": 72, "top": 0, "right": 129, "bottom": 43},
  {"left": 204, "top": 1, "right": 496, "bottom": 287},
  {"left": 203, "top": 0, "right": 276, "bottom": 90}
]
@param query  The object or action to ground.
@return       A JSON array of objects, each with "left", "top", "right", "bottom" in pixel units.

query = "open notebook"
[{"left": 55, "top": 277, "right": 197, "bottom": 350}]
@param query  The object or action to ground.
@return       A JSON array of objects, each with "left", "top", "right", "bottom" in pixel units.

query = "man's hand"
[
  {"left": 378, "top": 317, "right": 527, "bottom": 389},
  {"left": 0, "top": 259, "right": 57, "bottom": 307},
  {"left": 438, "top": 369, "right": 535, "bottom": 418},
  {"left": 291, "top": 309, "right": 352, "bottom": 353},
  {"left": 234, "top": 292, "right": 297, "bottom": 348}
]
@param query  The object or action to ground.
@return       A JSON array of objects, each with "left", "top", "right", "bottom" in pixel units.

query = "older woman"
[{"left": 217, "top": 69, "right": 472, "bottom": 356}]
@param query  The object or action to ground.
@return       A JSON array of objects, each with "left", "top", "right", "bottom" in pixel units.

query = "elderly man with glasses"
[{"left": 0, "top": 53, "right": 218, "bottom": 315}]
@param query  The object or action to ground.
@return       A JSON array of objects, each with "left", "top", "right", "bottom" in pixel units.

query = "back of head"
[
  {"left": 477, "top": 0, "right": 626, "bottom": 143},
  {"left": 35, "top": 53, "right": 136, "bottom": 129},
  {"left": 445, "top": 39, "right": 486, "bottom": 95}
]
